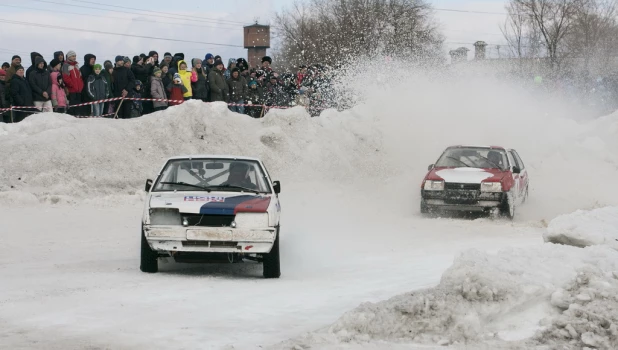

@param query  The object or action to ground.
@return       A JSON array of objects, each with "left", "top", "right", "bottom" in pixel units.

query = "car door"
[
  {"left": 506, "top": 151, "right": 521, "bottom": 200},
  {"left": 512, "top": 150, "right": 528, "bottom": 197}
]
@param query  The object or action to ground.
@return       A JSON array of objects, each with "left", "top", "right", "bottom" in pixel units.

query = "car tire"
[
  {"left": 500, "top": 192, "right": 515, "bottom": 220},
  {"left": 420, "top": 200, "right": 429, "bottom": 214},
  {"left": 263, "top": 227, "right": 281, "bottom": 279},
  {"left": 140, "top": 229, "right": 159, "bottom": 273}
]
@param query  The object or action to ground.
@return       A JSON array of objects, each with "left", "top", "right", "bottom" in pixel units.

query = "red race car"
[{"left": 420, "top": 145, "right": 529, "bottom": 219}]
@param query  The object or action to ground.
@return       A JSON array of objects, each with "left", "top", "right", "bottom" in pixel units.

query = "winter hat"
[
  {"left": 93, "top": 64, "right": 102, "bottom": 71},
  {"left": 153, "top": 67, "right": 161, "bottom": 75},
  {"left": 262, "top": 56, "right": 272, "bottom": 64},
  {"left": 214, "top": 59, "right": 224, "bottom": 68},
  {"left": 205, "top": 53, "right": 214, "bottom": 61},
  {"left": 104, "top": 60, "right": 113, "bottom": 70},
  {"left": 173, "top": 73, "right": 181, "bottom": 83},
  {"left": 133, "top": 55, "right": 141, "bottom": 64},
  {"left": 66, "top": 50, "right": 76, "bottom": 59},
  {"left": 0, "top": 69, "right": 5, "bottom": 77},
  {"left": 115, "top": 55, "right": 124, "bottom": 63},
  {"left": 164, "top": 52, "right": 172, "bottom": 59},
  {"left": 123, "top": 56, "right": 131, "bottom": 64},
  {"left": 248, "top": 80, "right": 257, "bottom": 87},
  {"left": 191, "top": 58, "right": 202, "bottom": 67},
  {"left": 12, "top": 55, "right": 21, "bottom": 61},
  {"left": 50, "top": 59, "right": 61, "bottom": 69},
  {"left": 16, "top": 65, "right": 24, "bottom": 71},
  {"left": 134, "top": 80, "right": 142, "bottom": 87},
  {"left": 174, "top": 53, "right": 184, "bottom": 60},
  {"left": 231, "top": 67, "right": 240, "bottom": 74}
]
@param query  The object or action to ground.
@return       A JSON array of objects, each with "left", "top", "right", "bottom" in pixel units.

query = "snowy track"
[{"left": 0, "top": 184, "right": 542, "bottom": 350}]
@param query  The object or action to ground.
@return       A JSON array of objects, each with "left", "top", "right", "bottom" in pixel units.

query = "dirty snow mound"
[
  {"left": 0, "top": 101, "right": 384, "bottom": 204},
  {"left": 544, "top": 206, "right": 618, "bottom": 250},
  {"left": 273, "top": 244, "right": 618, "bottom": 349}
]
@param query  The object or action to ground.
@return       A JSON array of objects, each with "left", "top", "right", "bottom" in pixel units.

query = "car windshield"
[
  {"left": 434, "top": 147, "right": 508, "bottom": 170},
  {"left": 153, "top": 158, "right": 271, "bottom": 193}
]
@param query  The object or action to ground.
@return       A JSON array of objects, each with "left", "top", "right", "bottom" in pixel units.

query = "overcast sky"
[{"left": 0, "top": 0, "right": 508, "bottom": 66}]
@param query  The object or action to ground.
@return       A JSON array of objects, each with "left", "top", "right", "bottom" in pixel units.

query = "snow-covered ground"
[{"left": 1, "top": 72, "right": 618, "bottom": 349}]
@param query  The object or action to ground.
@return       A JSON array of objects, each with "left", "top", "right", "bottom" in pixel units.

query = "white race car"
[{"left": 141, "top": 155, "right": 282, "bottom": 278}]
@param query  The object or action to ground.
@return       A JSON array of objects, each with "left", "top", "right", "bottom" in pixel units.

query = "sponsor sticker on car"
[{"left": 184, "top": 196, "right": 226, "bottom": 202}]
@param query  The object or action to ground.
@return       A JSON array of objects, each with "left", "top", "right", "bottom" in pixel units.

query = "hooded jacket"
[
  {"left": 62, "top": 58, "right": 84, "bottom": 94},
  {"left": 150, "top": 76, "right": 168, "bottom": 108},
  {"left": 48, "top": 51, "right": 64, "bottom": 73},
  {"left": 112, "top": 65, "right": 136, "bottom": 97},
  {"left": 28, "top": 56, "right": 52, "bottom": 102},
  {"left": 191, "top": 59, "right": 208, "bottom": 100},
  {"left": 0, "top": 78, "right": 6, "bottom": 109},
  {"left": 176, "top": 60, "right": 197, "bottom": 98},
  {"left": 80, "top": 54, "right": 96, "bottom": 100},
  {"left": 25, "top": 52, "right": 43, "bottom": 80},
  {"left": 10, "top": 74, "right": 34, "bottom": 107},
  {"left": 132, "top": 59, "right": 153, "bottom": 89},
  {"left": 208, "top": 67, "right": 228, "bottom": 102},
  {"left": 227, "top": 71, "right": 247, "bottom": 102},
  {"left": 87, "top": 73, "right": 110, "bottom": 101},
  {"left": 50, "top": 72, "right": 67, "bottom": 108}
]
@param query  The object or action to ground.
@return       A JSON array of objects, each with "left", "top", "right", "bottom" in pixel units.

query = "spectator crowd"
[{"left": 0, "top": 50, "right": 336, "bottom": 123}]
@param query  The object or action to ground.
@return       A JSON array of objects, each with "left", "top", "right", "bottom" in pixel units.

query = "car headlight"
[
  {"left": 424, "top": 180, "right": 444, "bottom": 191},
  {"left": 149, "top": 208, "right": 181, "bottom": 225},
  {"left": 233, "top": 213, "right": 269, "bottom": 228},
  {"left": 481, "top": 182, "right": 502, "bottom": 193}
]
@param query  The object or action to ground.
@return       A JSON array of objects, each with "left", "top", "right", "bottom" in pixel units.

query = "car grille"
[
  {"left": 180, "top": 214, "right": 235, "bottom": 227},
  {"left": 444, "top": 190, "right": 479, "bottom": 204},
  {"left": 445, "top": 182, "right": 481, "bottom": 190}
]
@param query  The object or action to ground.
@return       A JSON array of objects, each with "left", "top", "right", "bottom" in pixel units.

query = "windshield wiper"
[
  {"left": 159, "top": 182, "right": 212, "bottom": 192},
  {"left": 206, "top": 184, "right": 260, "bottom": 194},
  {"left": 445, "top": 156, "right": 471, "bottom": 168}
]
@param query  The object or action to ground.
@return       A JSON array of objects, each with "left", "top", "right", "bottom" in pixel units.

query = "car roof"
[
  {"left": 448, "top": 145, "right": 506, "bottom": 150},
  {"left": 167, "top": 155, "right": 262, "bottom": 161}
]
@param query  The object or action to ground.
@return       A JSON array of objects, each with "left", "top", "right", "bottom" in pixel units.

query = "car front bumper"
[
  {"left": 143, "top": 225, "right": 277, "bottom": 253},
  {"left": 422, "top": 190, "right": 504, "bottom": 211}
]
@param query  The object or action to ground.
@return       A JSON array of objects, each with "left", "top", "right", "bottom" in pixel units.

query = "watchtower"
[{"left": 244, "top": 23, "right": 270, "bottom": 68}]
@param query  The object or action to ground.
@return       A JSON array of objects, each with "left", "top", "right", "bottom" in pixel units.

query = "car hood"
[
  {"left": 150, "top": 191, "right": 272, "bottom": 215},
  {"left": 430, "top": 167, "right": 507, "bottom": 184}
]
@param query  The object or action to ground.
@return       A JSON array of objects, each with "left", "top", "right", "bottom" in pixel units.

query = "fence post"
[{"left": 10, "top": 107, "right": 14, "bottom": 123}]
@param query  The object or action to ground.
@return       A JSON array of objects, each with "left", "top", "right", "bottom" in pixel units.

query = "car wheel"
[
  {"left": 500, "top": 192, "right": 515, "bottom": 220},
  {"left": 140, "top": 229, "right": 158, "bottom": 273},
  {"left": 420, "top": 200, "right": 429, "bottom": 214},
  {"left": 263, "top": 227, "right": 281, "bottom": 279}
]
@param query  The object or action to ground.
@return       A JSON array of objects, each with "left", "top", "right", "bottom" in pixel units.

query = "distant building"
[{"left": 244, "top": 24, "right": 270, "bottom": 68}]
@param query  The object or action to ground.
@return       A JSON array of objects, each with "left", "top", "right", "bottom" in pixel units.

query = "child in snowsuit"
[
  {"left": 50, "top": 71, "right": 67, "bottom": 113},
  {"left": 168, "top": 73, "right": 187, "bottom": 106},
  {"left": 130, "top": 80, "right": 143, "bottom": 118},
  {"left": 87, "top": 64, "right": 110, "bottom": 116}
]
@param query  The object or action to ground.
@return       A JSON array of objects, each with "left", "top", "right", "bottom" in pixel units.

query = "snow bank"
[
  {"left": 544, "top": 207, "right": 618, "bottom": 250},
  {"left": 275, "top": 244, "right": 618, "bottom": 349},
  {"left": 0, "top": 101, "right": 385, "bottom": 204}
]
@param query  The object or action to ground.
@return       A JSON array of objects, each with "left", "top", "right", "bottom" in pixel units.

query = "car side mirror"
[
  {"left": 273, "top": 181, "right": 281, "bottom": 194},
  {"left": 512, "top": 166, "right": 521, "bottom": 174},
  {"left": 428, "top": 164, "right": 434, "bottom": 171},
  {"left": 145, "top": 179, "right": 153, "bottom": 192}
]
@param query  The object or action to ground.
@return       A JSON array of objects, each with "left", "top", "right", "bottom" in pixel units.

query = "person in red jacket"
[{"left": 61, "top": 50, "right": 84, "bottom": 116}]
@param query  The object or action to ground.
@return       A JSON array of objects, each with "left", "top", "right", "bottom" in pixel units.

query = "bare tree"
[
  {"left": 509, "top": 0, "right": 586, "bottom": 70},
  {"left": 565, "top": 0, "right": 618, "bottom": 73},
  {"left": 273, "top": 0, "right": 444, "bottom": 70}
]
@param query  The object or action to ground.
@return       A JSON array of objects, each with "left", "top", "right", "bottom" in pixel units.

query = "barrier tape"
[{"left": 1, "top": 96, "right": 331, "bottom": 117}]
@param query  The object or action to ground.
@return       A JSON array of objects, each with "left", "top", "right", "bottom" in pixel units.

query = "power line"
[
  {"left": 3, "top": 4, "right": 242, "bottom": 31},
  {"left": 70, "top": 0, "right": 248, "bottom": 26},
  {"left": 434, "top": 8, "right": 507, "bottom": 16},
  {"left": 28, "top": 0, "right": 245, "bottom": 28},
  {"left": 0, "top": 19, "right": 245, "bottom": 47}
]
